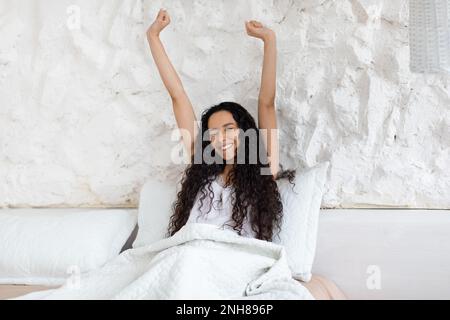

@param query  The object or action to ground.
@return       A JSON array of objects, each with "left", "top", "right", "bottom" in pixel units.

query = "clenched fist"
[
  {"left": 245, "top": 20, "right": 275, "bottom": 42},
  {"left": 147, "top": 9, "right": 171, "bottom": 38}
]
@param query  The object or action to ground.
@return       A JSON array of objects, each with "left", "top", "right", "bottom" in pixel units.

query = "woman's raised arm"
[
  {"left": 245, "top": 20, "right": 280, "bottom": 178},
  {"left": 147, "top": 9, "right": 198, "bottom": 160}
]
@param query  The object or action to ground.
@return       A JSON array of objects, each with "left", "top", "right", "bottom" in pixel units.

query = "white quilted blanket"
[{"left": 16, "top": 223, "right": 314, "bottom": 300}]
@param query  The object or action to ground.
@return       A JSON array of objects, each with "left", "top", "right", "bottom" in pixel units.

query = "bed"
[
  {"left": 3, "top": 208, "right": 449, "bottom": 299},
  {"left": 0, "top": 205, "right": 347, "bottom": 300},
  {"left": 0, "top": 275, "right": 346, "bottom": 300}
]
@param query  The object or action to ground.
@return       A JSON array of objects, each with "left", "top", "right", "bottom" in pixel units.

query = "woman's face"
[{"left": 207, "top": 111, "right": 240, "bottom": 162}]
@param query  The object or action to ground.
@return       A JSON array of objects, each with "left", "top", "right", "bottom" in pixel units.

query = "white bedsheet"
[{"left": 15, "top": 223, "right": 314, "bottom": 300}]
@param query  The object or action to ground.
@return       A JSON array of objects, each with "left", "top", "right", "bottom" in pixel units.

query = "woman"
[{"left": 147, "top": 9, "right": 295, "bottom": 242}]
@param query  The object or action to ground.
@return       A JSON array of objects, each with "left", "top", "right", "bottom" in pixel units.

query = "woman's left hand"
[{"left": 245, "top": 20, "right": 275, "bottom": 42}]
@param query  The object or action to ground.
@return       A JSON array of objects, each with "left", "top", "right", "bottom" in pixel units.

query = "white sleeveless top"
[{"left": 186, "top": 176, "right": 257, "bottom": 238}]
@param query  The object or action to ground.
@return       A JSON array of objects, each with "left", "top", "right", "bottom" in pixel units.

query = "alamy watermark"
[
  {"left": 66, "top": 5, "right": 81, "bottom": 31},
  {"left": 366, "top": 265, "right": 382, "bottom": 290},
  {"left": 170, "top": 124, "right": 280, "bottom": 176},
  {"left": 66, "top": 265, "right": 81, "bottom": 290}
]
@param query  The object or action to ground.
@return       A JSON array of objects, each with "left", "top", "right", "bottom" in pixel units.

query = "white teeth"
[{"left": 222, "top": 144, "right": 233, "bottom": 150}]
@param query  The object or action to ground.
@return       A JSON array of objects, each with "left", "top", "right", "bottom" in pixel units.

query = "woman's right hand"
[
  {"left": 245, "top": 20, "right": 275, "bottom": 42},
  {"left": 147, "top": 9, "right": 171, "bottom": 38}
]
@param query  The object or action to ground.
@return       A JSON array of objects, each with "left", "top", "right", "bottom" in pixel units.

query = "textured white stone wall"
[{"left": 0, "top": 0, "right": 449, "bottom": 209}]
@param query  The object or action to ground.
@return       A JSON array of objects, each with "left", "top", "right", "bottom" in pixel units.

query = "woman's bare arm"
[
  {"left": 245, "top": 21, "right": 280, "bottom": 178},
  {"left": 147, "top": 9, "right": 198, "bottom": 160}
]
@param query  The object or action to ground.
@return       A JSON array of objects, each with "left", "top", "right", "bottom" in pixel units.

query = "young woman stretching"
[{"left": 147, "top": 9, "right": 295, "bottom": 242}]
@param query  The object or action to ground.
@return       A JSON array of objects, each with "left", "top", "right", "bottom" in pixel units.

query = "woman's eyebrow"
[
  {"left": 209, "top": 123, "right": 236, "bottom": 130},
  {"left": 222, "top": 123, "right": 236, "bottom": 127}
]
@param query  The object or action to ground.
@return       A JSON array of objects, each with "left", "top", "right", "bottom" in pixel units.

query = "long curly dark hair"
[{"left": 167, "top": 102, "right": 296, "bottom": 241}]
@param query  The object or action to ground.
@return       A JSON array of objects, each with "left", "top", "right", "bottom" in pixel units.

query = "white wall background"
[{"left": 0, "top": 0, "right": 449, "bottom": 209}]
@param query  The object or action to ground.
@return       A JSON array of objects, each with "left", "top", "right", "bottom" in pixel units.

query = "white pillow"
[
  {"left": 273, "top": 161, "right": 330, "bottom": 282},
  {"left": 133, "top": 179, "right": 178, "bottom": 248},
  {"left": 134, "top": 162, "right": 330, "bottom": 283},
  {"left": 0, "top": 209, "right": 137, "bottom": 286}
]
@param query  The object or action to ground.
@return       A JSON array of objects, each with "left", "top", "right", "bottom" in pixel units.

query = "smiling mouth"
[{"left": 221, "top": 143, "right": 233, "bottom": 151}]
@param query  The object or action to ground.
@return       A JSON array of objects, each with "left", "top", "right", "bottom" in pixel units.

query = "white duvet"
[{"left": 16, "top": 223, "right": 314, "bottom": 300}]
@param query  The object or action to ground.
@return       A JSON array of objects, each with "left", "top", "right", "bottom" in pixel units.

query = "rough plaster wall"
[{"left": 0, "top": 0, "right": 448, "bottom": 209}]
